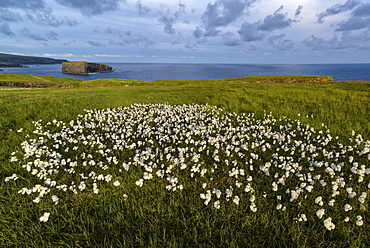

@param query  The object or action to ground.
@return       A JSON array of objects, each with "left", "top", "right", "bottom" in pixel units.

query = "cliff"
[{"left": 62, "top": 61, "right": 114, "bottom": 75}]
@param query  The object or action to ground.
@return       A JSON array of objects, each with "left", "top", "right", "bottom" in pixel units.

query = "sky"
[{"left": 1, "top": 0, "right": 370, "bottom": 64}]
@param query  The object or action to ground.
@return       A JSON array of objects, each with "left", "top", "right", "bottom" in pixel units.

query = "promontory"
[{"left": 62, "top": 61, "right": 114, "bottom": 75}]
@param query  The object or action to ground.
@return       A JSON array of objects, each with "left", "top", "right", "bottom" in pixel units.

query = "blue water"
[{"left": 1, "top": 63, "right": 369, "bottom": 81}]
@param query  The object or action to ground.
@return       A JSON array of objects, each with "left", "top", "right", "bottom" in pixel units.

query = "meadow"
[{"left": 0, "top": 73, "right": 369, "bottom": 247}]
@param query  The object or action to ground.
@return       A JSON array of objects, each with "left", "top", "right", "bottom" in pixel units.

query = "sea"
[{"left": 1, "top": 63, "right": 369, "bottom": 81}]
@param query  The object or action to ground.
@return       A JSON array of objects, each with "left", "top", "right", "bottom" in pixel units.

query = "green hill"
[{"left": 0, "top": 53, "right": 68, "bottom": 64}]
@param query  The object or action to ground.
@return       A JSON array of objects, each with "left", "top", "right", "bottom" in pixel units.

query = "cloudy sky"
[{"left": 1, "top": 0, "right": 370, "bottom": 63}]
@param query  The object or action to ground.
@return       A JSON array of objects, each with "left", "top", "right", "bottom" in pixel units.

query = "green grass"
[{"left": 0, "top": 74, "right": 369, "bottom": 247}]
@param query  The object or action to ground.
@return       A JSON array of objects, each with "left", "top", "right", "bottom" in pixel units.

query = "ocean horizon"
[{"left": 1, "top": 63, "right": 370, "bottom": 82}]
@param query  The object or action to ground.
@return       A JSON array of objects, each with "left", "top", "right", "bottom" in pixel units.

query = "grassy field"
[{"left": 0, "top": 73, "right": 369, "bottom": 247}]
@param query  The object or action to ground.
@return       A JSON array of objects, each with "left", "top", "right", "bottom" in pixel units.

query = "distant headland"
[{"left": 0, "top": 53, "right": 68, "bottom": 67}]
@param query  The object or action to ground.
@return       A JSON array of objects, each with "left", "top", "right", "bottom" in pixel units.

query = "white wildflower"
[
  {"left": 225, "top": 188, "right": 233, "bottom": 198},
  {"left": 93, "top": 183, "right": 99, "bottom": 194},
  {"left": 316, "top": 209, "right": 325, "bottom": 219},
  {"left": 356, "top": 216, "right": 363, "bottom": 226},
  {"left": 344, "top": 204, "right": 352, "bottom": 212},
  {"left": 250, "top": 203, "right": 257, "bottom": 212},
  {"left": 305, "top": 185, "right": 314, "bottom": 192},
  {"left": 135, "top": 179, "right": 144, "bottom": 187},
  {"left": 233, "top": 196, "right": 240, "bottom": 205},
  {"left": 298, "top": 214, "right": 307, "bottom": 222},
  {"left": 4, "top": 174, "right": 18, "bottom": 182},
  {"left": 213, "top": 189, "right": 222, "bottom": 198},
  {"left": 323, "top": 217, "right": 335, "bottom": 230},
  {"left": 315, "top": 196, "right": 322, "bottom": 203},
  {"left": 39, "top": 212, "right": 50, "bottom": 222},
  {"left": 52, "top": 195, "right": 59, "bottom": 205}
]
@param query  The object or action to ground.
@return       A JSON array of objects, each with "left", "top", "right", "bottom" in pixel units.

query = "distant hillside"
[{"left": 0, "top": 53, "right": 68, "bottom": 64}]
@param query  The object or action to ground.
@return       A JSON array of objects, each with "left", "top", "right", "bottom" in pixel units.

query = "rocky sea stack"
[{"left": 62, "top": 61, "right": 114, "bottom": 75}]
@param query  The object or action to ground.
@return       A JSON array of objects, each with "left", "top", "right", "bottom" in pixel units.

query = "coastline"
[{"left": 0, "top": 63, "right": 369, "bottom": 81}]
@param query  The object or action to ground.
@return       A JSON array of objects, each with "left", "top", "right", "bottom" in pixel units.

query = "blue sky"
[{"left": 1, "top": 0, "right": 370, "bottom": 63}]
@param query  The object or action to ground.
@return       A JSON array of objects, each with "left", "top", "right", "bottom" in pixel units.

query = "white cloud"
[
  {"left": 42, "top": 53, "right": 75, "bottom": 57},
  {"left": 94, "top": 54, "right": 144, "bottom": 58}
]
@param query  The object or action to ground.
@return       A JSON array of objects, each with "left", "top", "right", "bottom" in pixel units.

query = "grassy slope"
[
  {"left": 0, "top": 72, "right": 333, "bottom": 87},
  {"left": 0, "top": 74, "right": 369, "bottom": 247}
]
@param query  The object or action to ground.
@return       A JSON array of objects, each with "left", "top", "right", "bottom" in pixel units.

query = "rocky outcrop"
[{"left": 62, "top": 61, "right": 114, "bottom": 75}]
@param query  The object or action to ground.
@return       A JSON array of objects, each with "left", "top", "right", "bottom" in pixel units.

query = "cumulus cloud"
[
  {"left": 198, "top": 0, "right": 258, "bottom": 37},
  {"left": 26, "top": 9, "right": 79, "bottom": 27},
  {"left": 353, "top": 2, "right": 370, "bottom": 16},
  {"left": 238, "top": 5, "right": 300, "bottom": 43},
  {"left": 0, "top": 3, "right": 78, "bottom": 28},
  {"left": 303, "top": 31, "right": 370, "bottom": 50},
  {"left": 87, "top": 40, "right": 106, "bottom": 47},
  {"left": 267, "top": 34, "right": 294, "bottom": 51},
  {"left": 222, "top": 32, "right": 242, "bottom": 46},
  {"left": 175, "top": 3, "right": 186, "bottom": 19},
  {"left": 19, "top": 28, "right": 47, "bottom": 41},
  {"left": 185, "top": 43, "right": 198, "bottom": 50},
  {"left": 46, "top": 31, "right": 59, "bottom": 41},
  {"left": 335, "top": 16, "right": 370, "bottom": 31},
  {"left": 46, "top": 30, "right": 59, "bottom": 40},
  {"left": 258, "top": 6, "right": 297, "bottom": 31},
  {"left": 135, "top": 0, "right": 151, "bottom": 15},
  {"left": 104, "top": 27, "right": 156, "bottom": 46},
  {"left": 295, "top": 5, "right": 303, "bottom": 18},
  {"left": 158, "top": 15, "right": 176, "bottom": 34},
  {"left": 158, "top": 3, "right": 186, "bottom": 34},
  {"left": 0, "top": 8, "right": 22, "bottom": 22},
  {"left": 105, "top": 27, "right": 132, "bottom": 36},
  {"left": 17, "top": 28, "right": 57, "bottom": 42},
  {"left": 339, "top": 30, "right": 370, "bottom": 49},
  {"left": 316, "top": 0, "right": 361, "bottom": 23},
  {"left": 0, "top": 23, "right": 15, "bottom": 36},
  {"left": 303, "top": 35, "right": 343, "bottom": 50},
  {"left": 238, "top": 22, "right": 264, "bottom": 42},
  {"left": 334, "top": 2, "right": 370, "bottom": 31},
  {"left": 55, "top": 0, "right": 124, "bottom": 16},
  {"left": 1, "top": 0, "right": 45, "bottom": 9},
  {"left": 193, "top": 26, "right": 203, "bottom": 38}
]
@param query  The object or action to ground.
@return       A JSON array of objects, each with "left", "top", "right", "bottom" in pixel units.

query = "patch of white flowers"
[{"left": 5, "top": 104, "right": 370, "bottom": 231}]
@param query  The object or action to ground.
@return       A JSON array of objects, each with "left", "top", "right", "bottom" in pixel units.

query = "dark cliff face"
[
  {"left": 62, "top": 61, "right": 113, "bottom": 75},
  {"left": 87, "top": 63, "right": 113, "bottom": 73},
  {"left": 0, "top": 62, "right": 24, "bottom": 68}
]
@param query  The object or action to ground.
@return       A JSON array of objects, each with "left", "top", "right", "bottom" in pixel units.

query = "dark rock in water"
[
  {"left": 62, "top": 61, "right": 114, "bottom": 75},
  {"left": 0, "top": 62, "right": 24, "bottom": 68}
]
